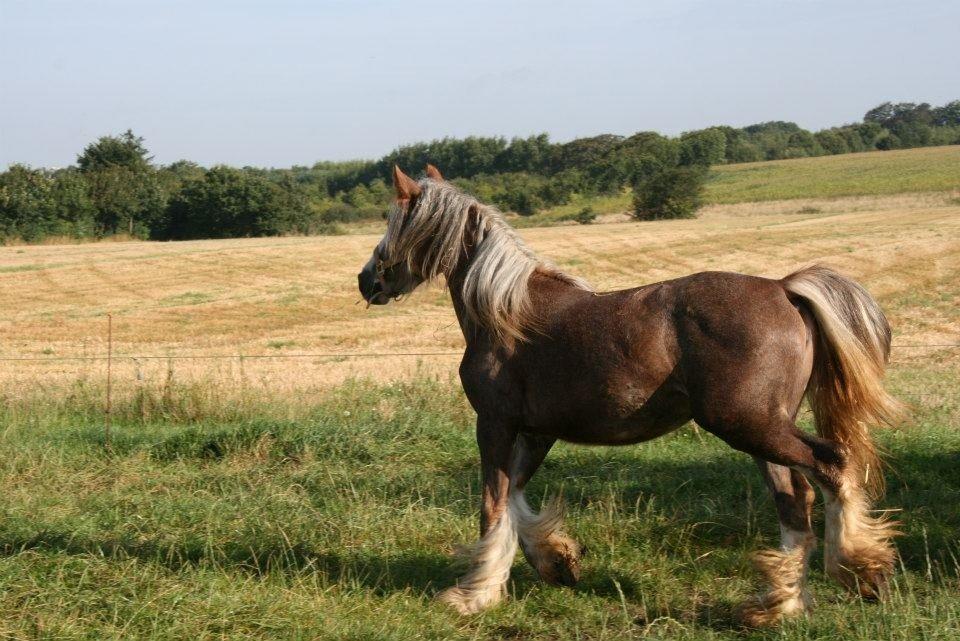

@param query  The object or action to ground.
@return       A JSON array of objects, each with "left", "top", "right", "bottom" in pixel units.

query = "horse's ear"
[
  {"left": 392, "top": 165, "right": 421, "bottom": 201},
  {"left": 425, "top": 164, "right": 444, "bottom": 181}
]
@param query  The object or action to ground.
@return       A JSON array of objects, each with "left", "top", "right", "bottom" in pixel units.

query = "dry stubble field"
[{"left": 1, "top": 190, "right": 957, "bottom": 417}]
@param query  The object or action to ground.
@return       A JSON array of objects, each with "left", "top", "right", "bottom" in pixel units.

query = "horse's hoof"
[
  {"left": 436, "top": 586, "right": 503, "bottom": 615},
  {"left": 529, "top": 536, "right": 585, "bottom": 587},
  {"left": 828, "top": 545, "right": 895, "bottom": 600},
  {"left": 831, "top": 564, "right": 891, "bottom": 600},
  {"left": 735, "top": 595, "right": 808, "bottom": 628}
]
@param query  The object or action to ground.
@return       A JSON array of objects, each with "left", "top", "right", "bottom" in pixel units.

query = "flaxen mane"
[{"left": 382, "top": 179, "right": 590, "bottom": 342}]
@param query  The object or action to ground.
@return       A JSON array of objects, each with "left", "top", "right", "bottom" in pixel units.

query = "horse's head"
[{"left": 358, "top": 164, "right": 444, "bottom": 305}]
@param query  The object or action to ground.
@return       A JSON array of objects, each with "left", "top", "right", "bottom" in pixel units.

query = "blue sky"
[{"left": 1, "top": 0, "right": 957, "bottom": 168}]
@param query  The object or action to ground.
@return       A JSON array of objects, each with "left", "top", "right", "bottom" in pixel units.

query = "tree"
[
  {"left": 0, "top": 165, "right": 56, "bottom": 241},
  {"left": 632, "top": 166, "right": 707, "bottom": 221},
  {"left": 162, "top": 166, "right": 309, "bottom": 240},
  {"left": 679, "top": 128, "right": 727, "bottom": 166},
  {"left": 77, "top": 129, "right": 152, "bottom": 173},
  {"left": 855, "top": 122, "right": 884, "bottom": 149},
  {"left": 933, "top": 100, "right": 960, "bottom": 126},
  {"left": 75, "top": 130, "right": 163, "bottom": 236},
  {"left": 784, "top": 130, "right": 822, "bottom": 158},
  {"left": 49, "top": 169, "right": 97, "bottom": 238},
  {"left": 815, "top": 130, "right": 850, "bottom": 155},
  {"left": 864, "top": 102, "right": 896, "bottom": 125},
  {"left": 496, "top": 134, "right": 552, "bottom": 173},
  {"left": 85, "top": 165, "right": 165, "bottom": 236},
  {"left": 550, "top": 134, "right": 624, "bottom": 174}
]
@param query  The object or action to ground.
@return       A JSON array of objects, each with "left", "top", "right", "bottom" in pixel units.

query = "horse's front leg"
[
  {"left": 437, "top": 416, "right": 519, "bottom": 614},
  {"left": 510, "top": 433, "right": 586, "bottom": 587}
]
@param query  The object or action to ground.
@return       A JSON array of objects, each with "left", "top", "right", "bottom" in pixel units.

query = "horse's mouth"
[{"left": 367, "top": 291, "right": 391, "bottom": 306}]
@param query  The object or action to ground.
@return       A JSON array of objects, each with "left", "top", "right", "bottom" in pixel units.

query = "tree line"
[{"left": 1, "top": 100, "right": 958, "bottom": 242}]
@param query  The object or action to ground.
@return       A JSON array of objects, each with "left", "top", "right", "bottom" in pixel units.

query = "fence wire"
[{"left": 0, "top": 343, "right": 956, "bottom": 363}]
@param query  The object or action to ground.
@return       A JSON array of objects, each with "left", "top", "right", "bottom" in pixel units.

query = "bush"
[
  {"left": 162, "top": 166, "right": 308, "bottom": 240},
  {"left": 632, "top": 167, "right": 706, "bottom": 221},
  {"left": 574, "top": 207, "right": 596, "bottom": 225},
  {"left": 0, "top": 165, "right": 56, "bottom": 241},
  {"left": 495, "top": 187, "right": 543, "bottom": 216}
]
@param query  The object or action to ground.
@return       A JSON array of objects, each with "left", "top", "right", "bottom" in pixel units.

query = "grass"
[
  {"left": 507, "top": 146, "right": 960, "bottom": 224},
  {"left": 0, "top": 373, "right": 956, "bottom": 640},
  {"left": 516, "top": 192, "right": 632, "bottom": 227},
  {"left": 706, "top": 145, "right": 960, "bottom": 204}
]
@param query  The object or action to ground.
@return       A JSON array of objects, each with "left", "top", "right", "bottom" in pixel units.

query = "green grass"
[
  {"left": 509, "top": 146, "right": 960, "bottom": 226},
  {"left": 514, "top": 192, "right": 633, "bottom": 227},
  {"left": 0, "top": 371, "right": 957, "bottom": 640},
  {"left": 705, "top": 145, "right": 960, "bottom": 204}
]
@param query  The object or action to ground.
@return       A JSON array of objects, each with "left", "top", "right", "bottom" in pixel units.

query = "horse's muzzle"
[{"left": 358, "top": 269, "right": 389, "bottom": 305}]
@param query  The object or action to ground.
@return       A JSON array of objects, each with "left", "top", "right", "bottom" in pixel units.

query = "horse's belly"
[{"left": 524, "top": 380, "right": 692, "bottom": 445}]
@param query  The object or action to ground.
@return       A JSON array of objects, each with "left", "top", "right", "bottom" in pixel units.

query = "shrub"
[
  {"left": 319, "top": 202, "right": 383, "bottom": 224},
  {"left": 632, "top": 167, "right": 706, "bottom": 221},
  {"left": 162, "top": 166, "right": 306, "bottom": 240},
  {"left": 574, "top": 207, "right": 596, "bottom": 225},
  {"left": 495, "top": 187, "right": 542, "bottom": 216}
]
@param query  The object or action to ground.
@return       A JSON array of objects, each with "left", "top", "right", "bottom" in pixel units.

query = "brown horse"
[{"left": 357, "top": 165, "right": 904, "bottom": 625}]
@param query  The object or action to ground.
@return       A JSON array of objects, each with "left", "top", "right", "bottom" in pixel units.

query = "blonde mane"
[{"left": 382, "top": 179, "right": 591, "bottom": 343}]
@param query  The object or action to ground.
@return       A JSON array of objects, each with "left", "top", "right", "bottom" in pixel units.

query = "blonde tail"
[{"left": 782, "top": 266, "right": 905, "bottom": 499}]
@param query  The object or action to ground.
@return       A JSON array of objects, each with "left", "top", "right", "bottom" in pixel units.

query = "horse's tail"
[{"left": 781, "top": 265, "right": 904, "bottom": 500}]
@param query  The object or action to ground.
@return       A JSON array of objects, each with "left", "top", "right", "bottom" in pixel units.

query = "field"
[
  {"left": 0, "top": 158, "right": 958, "bottom": 637},
  {"left": 706, "top": 145, "right": 960, "bottom": 204},
  {"left": 527, "top": 145, "right": 960, "bottom": 222}
]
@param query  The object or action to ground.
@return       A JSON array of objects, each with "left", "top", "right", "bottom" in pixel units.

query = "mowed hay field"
[{"left": 0, "top": 167, "right": 959, "bottom": 636}]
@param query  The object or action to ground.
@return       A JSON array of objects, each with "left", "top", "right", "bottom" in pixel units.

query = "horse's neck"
[
  {"left": 446, "top": 266, "right": 483, "bottom": 344},
  {"left": 446, "top": 262, "right": 580, "bottom": 348}
]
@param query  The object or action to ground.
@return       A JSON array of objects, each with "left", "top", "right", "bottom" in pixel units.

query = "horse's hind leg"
[
  {"left": 710, "top": 417, "right": 896, "bottom": 604},
  {"left": 809, "top": 452, "right": 898, "bottom": 599},
  {"left": 759, "top": 430, "right": 897, "bottom": 599},
  {"left": 737, "top": 459, "right": 816, "bottom": 626},
  {"left": 509, "top": 433, "right": 586, "bottom": 587}
]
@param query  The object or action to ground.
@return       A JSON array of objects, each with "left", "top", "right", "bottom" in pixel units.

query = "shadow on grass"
[
  {"left": 0, "top": 527, "right": 457, "bottom": 596},
  {"left": 560, "top": 443, "right": 957, "bottom": 550},
  {"left": 0, "top": 443, "right": 955, "bottom": 631}
]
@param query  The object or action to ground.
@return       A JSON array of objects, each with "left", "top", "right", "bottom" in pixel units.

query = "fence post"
[
  {"left": 134, "top": 357, "right": 145, "bottom": 423},
  {"left": 105, "top": 313, "right": 113, "bottom": 449}
]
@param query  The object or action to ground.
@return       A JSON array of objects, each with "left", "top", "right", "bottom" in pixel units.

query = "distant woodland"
[{"left": 2, "top": 100, "right": 958, "bottom": 242}]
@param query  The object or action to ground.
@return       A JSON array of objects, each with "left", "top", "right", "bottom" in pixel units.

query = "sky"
[{"left": 1, "top": 0, "right": 957, "bottom": 169}]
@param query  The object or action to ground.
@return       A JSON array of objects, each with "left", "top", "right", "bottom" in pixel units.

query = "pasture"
[
  {"left": 706, "top": 145, "right": 960, "bottom": 204},
  {"left": 0, "top": 184, "right": 958, "bottom": 637},
  {"left": 527, "top": 144, "right": 960, "bottom": 223}
]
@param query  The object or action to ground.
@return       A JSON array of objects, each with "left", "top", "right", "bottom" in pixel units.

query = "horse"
[{"left": 357, "top": 164, "right": 904, "bottom": 626}]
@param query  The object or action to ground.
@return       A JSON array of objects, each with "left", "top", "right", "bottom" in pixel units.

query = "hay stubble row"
[{"left": 1, "top": 192, "right": 957, "bottom": 414}]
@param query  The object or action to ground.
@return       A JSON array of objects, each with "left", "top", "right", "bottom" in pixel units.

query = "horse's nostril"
[{"left": 358, "top": 268, "right": 389, "bottom": 305}]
